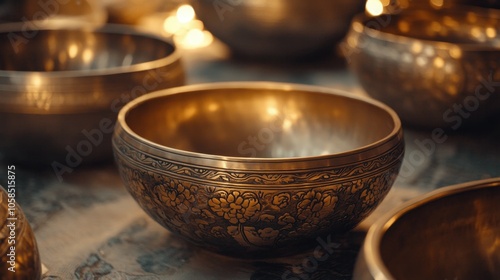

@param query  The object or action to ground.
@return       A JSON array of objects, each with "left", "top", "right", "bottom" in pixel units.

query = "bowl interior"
[
  {"left": 365, "top": 8, "right": 500, "bottom": 45},
  {"left": 0, "top": 28, "right": 175, "bottom": 72},
  {"left": 125, "top": 87, "right": 396, "bottom": 158},
  {"left": 380, "top": 185, "right": 500, "bottom": 280}
]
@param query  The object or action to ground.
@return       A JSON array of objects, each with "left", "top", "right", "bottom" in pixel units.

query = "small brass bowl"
[
  {"left": 191, "top": 0, "right": 365, "bottom": 58},
  {"left": 113, "top": 82, "right": 404, "bottom": 257},
  {"left": 354, "top": 177, "right": 500, "bottom": 280},
  {"left": 344, "top": 7, "right": 500, "bottom": 128},
  {"left": 0, "top": 25, "right": 184, "bottom": 166},
  {"left": 0, "top": 185, "right": 42, "bottom": 279}
]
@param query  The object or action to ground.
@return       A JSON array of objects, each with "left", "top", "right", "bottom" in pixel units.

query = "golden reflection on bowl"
[
  {"left": 113, "top": 82, "right": 404, "bottom": 257},
  {"left": 344, "top": 6, "right": 500, "bottom": 128},
  {"left": 354, "top": 178, "right": 500, "bottom": 280},
  {"left": 0, "top": 25, "right": 185, "bottom": 166},
  {"left": 0, "top": 185, "right": 41, "bottom": 279}
]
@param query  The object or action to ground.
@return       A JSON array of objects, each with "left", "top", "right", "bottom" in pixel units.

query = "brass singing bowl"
[
  {"left": 344, "top": 7, "right": 500, "bottom": 128},
  {"left": 113, "top": 82, "right": 405, "bottom": 257},
  {"left": 0, "top": 185, "right": 42, "bottom": 279},
  {"left": 191, "top": 0, "right": 365, "bottom": 58},
  {"left": 0, "top": 25, "right": 184, "bottom": 165},
  {"left": 0, "top": 0, "right": 107, "bottom": 28},
  {"left": 354, "top": 178, "right": 500, "bottom": 280}
]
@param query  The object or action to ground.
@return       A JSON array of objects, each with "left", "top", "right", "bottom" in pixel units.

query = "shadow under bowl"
[{"left": 113, "top": 82, "right": 405, "bottom": 257}]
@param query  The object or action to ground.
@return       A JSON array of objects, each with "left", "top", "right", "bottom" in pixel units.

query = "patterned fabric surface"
[{"left": 1, "top": 42, "right": 499, "bottom": 279}]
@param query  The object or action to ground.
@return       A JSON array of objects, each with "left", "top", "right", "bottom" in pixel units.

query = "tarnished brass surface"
[
  {"left": 354, "top": 178, "right": 500, "bottom": 280},
  {"left": 0, "top": 186, "right": 41, "bottom": 279},
  {"left": 345, "top": 7, "right": 500, "bottom": 128},
  {"left": 191, "top": 0, "right": 365, "bottom": 58},
  {"left": 0, "top": 25, "right": 185, "bottom": 164},
  {"left": 113, "top": 82, "right": 404, "bottom": 257}
]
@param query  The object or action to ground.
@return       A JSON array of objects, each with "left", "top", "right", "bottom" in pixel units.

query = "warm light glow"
[
  {"left": 416, "top": 56, "right": 428, "bottom": 66},
  {"left": 177, "top": 4, "right": 195, "bottom": 23},
  {"left": 176, "top": 29, "right": 213, "bottom": 49},
  {"left": 163, "top": 15, "right": 182, "bottom": 34},
  {"left": 486, "top": 27, "right": 497, "bottom": 38},
  {"left": 68, "top": 44, "right": 78, "bottom": 58},
  {"left": 282, "top": 119, "right": 292, "bottom": 130},
  {"left": 471, "top": 27, "right": 482, "bottom": 39},
  {"left": 411, "top": 42, "right": 423, "bottom": 53},
  {"left": 29, "top": 74, "right": 42, "bottom": 87},
  {"left": 266, "top": 106, "right": 279, "bottom": 116},
  {"left": 208, "top": 102, "right": 219, "bottom": 112},
  {"left": 82, "top": 49, "right": 93, "bottom": 63},
  {"left": 433, "top": 57, "right": 444, "bottom": 68},
  {"left": 430, "top": 0, "right": 444, "bottom": 7},
  {"left": 158, "top": 4, "right": 214, "bottom": 49},
  {"left": 449, "top": 46, "right": 462, "bottom": 59},
  {"left": 366, "top": 0, "right": 384, "bottom": 16}
]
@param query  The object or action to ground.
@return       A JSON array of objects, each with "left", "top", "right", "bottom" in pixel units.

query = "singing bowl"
[
  {"left": 354, "top": 177, "right": 500, "bottom": 280},
  {"left": 191, "top": 0, "right": 365, "bottom": 58},
  {"left": 344, "top": 6, "right": 500, "bottom": 128},
  {"left": 0, "top": 185, "right": 42, "bottom": 279},
  {"left": 113, "top": 82, "right": 405, "bottom": 257},
  {"left": 0, "top": 0, "right": 107, "bottom": 28},
  {"left": 0, "top": 25, "right": 184, "bottom": 166}
]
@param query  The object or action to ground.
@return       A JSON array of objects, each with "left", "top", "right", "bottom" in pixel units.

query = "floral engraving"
[{"left": 113, "top": 132, "right": 404, "bottom": 254}]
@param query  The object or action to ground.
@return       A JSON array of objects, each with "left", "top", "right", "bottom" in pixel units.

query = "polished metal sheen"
[
  {"left": 0, "top": 25, "right": 185, "bottom": 164},
  {"left": 113, "top": 82, "right": 404, "bottom": 257},
  {"left": 345, "top": 6, "right": 500, "bottom": 128},
  {"left": 192, "top": 0, "right": 365, "bottom": 58},
  {"left": 354, "top": 178, "right": 500, "bottom": 280}
]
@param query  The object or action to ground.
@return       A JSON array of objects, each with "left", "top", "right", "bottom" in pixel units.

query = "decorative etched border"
[{"left": 113, "top": 134, "right": 404, "bottom": 187}]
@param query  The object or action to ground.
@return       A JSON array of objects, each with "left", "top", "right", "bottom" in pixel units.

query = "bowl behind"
[
  {"left": 355, "top": 178, "right": 500, "bottom": 280},
  {"left": 345, "top": 7, "right": 500, "bottom": 128},
  {"left": 0, "top": 25, "right": 185, "bottom": 166},
  {"left": 191, "top": 0, "right": 365, "bottom": 58}
]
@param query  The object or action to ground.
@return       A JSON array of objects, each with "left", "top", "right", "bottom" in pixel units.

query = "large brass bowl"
[
  {"left": 0, "top": 25, "right": 184, "bottom": 167},
  {"left": 354, "top": 178, "right": 500, "bottom": 280},
  {"left": 344, "top": 6, "right": 500, "bottom": 128},
  {"left": 191, "top": 0, "right": 365, "bottom": 58},
  {"left": 113, "top": 82, "right": 405, "bottom": 257},
  {"left": 0, "top": 185, "right": 41, "bottom": 279}
]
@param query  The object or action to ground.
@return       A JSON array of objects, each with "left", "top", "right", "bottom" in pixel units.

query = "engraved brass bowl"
[
  {"left": 113, "top": 82, "right": 405, "bottom": 257},
  {"left": 344, "top": 7, "right": 500, "bottom": 128},
  {"left": 191, "top": 0, "right": 365, "bottom": 58},
  {"left": 354, "top": 177, "right": 500, "bottom": 280},
  {"left": 0, "top": 25, "right": 184, "bottom": 166},
  {"left": 0, "top": 185, "right": 42, "bottom": 279}
]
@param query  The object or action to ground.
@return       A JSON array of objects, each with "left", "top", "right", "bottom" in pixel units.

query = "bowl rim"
[
  {"left": 0, "top": 23, "right": 181, "bottom": 77},
  {"left": 116, "top": 81, "right": 403, "bottom": 163},
  {"left": 360, "top": 177, "right": 500, "bottom": 279},
  {"left": 350, "top": 6, "right": 500, "bottom": 52}
]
